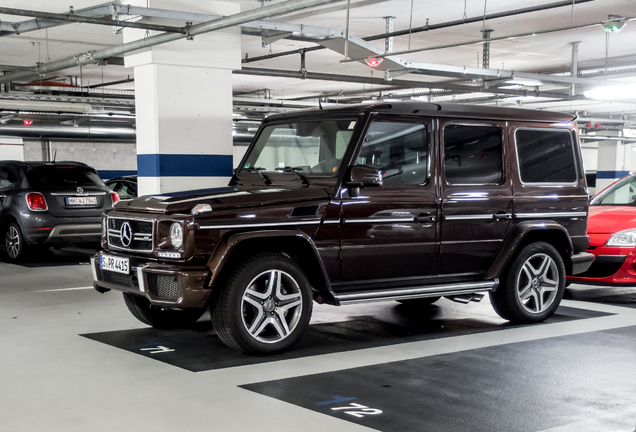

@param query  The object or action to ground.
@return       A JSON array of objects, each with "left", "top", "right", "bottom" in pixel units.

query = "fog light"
[{"left": 170, "top": 222, "right": 183, "bottom": 249}]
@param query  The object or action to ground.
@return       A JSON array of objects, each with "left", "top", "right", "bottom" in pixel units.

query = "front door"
[
  {"left": 439, "top": 120, "right": 513, "bottom": 275},
  {"left": 340, "top": 118, "right": 438, "bottom": 283}
]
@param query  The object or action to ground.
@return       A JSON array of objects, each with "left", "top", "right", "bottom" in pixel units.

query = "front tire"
[
  {"left": 123, "top": 293, "right": 206, "bottom": 329},
  {"left": 490, "top": 242, "right": 565, "bottom": 323},
  {"left": 4, "top": 222, "right": 26, "bottom": 262},
  {"left": 211, "top": 252, "right": 313, "bottom": 355}
]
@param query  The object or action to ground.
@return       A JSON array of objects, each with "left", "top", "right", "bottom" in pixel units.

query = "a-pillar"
[
  {"left": 595, "top": 130, "right": 632, "bottom": 191},
  {"left": 123, "top": 0, "right": 241, "bottom": 195}
]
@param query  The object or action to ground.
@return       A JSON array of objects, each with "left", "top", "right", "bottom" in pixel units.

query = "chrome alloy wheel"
[
  {"left": 241, "top": 269, "right": 303, "bottom": 344},
  {"left": 516, "top": 253, "right": 559, "bottom": 314},
  {"left": 5, "top": 225, "right": 21, "bottom": 259}
]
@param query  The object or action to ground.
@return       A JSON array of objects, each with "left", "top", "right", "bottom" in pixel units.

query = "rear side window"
[
  {"left": 27, "top": 166, "right": 103, "bottom": 188},
  {"left": 444, "top": 125, "right": 503, "bottom": 185},
  {"left": 516, "top": 128, "right": 577, "bottom": 183}
]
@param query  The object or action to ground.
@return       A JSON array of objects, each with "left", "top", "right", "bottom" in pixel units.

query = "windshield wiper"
[
  {"left": 275, "top": 166, "right": 309, "bottom": 184},
  {"left": 242, "top": 167, "right": 271, "bottom": 184}
]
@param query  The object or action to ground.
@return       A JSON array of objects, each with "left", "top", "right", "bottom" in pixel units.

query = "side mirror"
[{"left": 345, "top": 165, "right": 383, "bottom": 188}]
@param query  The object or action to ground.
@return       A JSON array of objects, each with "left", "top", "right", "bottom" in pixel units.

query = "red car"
[{"left": 568, "top": 173, "right": 636, "bottom": 286}]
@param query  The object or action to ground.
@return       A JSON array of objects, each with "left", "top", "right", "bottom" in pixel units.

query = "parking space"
[{"left": 2, "top": 252, "right": 636, "bottom": 431}]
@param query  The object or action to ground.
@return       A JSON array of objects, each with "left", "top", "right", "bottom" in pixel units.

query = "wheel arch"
[
  {"left": 487, "top": 221, "right": 574, "bottom": 280},
  {"left": 206, "top": 229, "right": 336, "bottom": 304}
]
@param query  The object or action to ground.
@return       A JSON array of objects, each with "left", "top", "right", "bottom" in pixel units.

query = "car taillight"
[
  {"left": 111, "top": 191, "right": 120, "bottom": 205},
  {"left": 26, "top": 192, "right": 48, "bottom": 211}
]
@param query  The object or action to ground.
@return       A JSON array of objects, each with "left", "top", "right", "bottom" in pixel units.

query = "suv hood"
[
  {"left": 114, "top": 186, "right": 331, "bottom": 214},
  {"left": 588, "top": 205, "right": 636, "bottom": 234}
]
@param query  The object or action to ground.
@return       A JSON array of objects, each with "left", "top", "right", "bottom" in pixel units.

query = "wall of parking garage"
[{"left": 20, "top": 139, "right": 249, "bottom": 181}]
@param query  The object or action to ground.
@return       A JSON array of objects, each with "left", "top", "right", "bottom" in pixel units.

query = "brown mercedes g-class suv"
[{"left": 92, "top": 102, "right": 594, "bottom": 355}]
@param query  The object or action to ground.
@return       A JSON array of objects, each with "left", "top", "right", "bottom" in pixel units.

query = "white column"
[
  {"left": 595, "top": 130, "right": 631, "bottom": 191},
  {"left": 0, "top": 136, "right": 24, "bottom": 161},
  {"left": 123, "top": 0, "right": 241, "bottom": 195}
]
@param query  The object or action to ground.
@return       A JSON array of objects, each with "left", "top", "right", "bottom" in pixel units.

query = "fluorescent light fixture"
[{"left": 585, "top": 84, "right": 636, "bottom": 100}]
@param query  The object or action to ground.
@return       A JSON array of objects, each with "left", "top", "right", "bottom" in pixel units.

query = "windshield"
[
  {"left": 27, "top": 166, "right": 104, "bottom": 188},
  {"left": 591, "top": 175, "right": 636, "bottom": 206},
  {"left": 240, "top": 120, "right": 358, "bottom": 177}
]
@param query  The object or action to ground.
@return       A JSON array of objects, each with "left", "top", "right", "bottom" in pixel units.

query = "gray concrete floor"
[{"left": 1, "top": 249, "right": 635, "bottom": 432}]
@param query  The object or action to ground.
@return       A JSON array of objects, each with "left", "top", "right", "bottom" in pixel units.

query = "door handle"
[
  {"left": 415, "top": 213, "right": 436, "bottom": 223},
  {"left": 493, "top": 213, "right": 512, "bottom": 220}
]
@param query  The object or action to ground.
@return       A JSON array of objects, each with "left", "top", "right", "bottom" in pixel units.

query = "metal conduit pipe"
[
  {"left": 0, "top": 7, "right": 186, "bottom": 34},
  {"left": 242, "top": 0, "right": 597, "bottom": 63},
  {"left": 0, "top": 123, "right": 136, "bottom": 140},
  {"left": 0, "top": 0, "right": 344, "bottom": 85},
  {"left": 236, "top": 67, "right": 576, "bottom": 100}
]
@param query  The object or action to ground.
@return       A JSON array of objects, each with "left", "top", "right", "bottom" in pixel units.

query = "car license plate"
[
  {"left": 66, "top": 196, "right": 97, "bottom": 205},
  {"left": 100, "top": 254, "right": 129, "bottom": 275}
]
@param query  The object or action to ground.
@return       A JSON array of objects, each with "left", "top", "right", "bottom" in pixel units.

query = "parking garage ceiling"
[{"left": 0, "top": 0, "right": 635, "bottom": 136}]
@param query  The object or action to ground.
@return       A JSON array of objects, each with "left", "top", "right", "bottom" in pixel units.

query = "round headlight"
[
  {"left": 606, "top": 229, "right": 636, "bottom": 247},
  {"left": 170, "top": 222, "right": 183, "bottom": 249}
]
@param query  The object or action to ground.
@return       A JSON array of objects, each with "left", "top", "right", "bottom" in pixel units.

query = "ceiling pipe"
[
  {"left": 0, "top": 0, "right": 344, "bottom": 85},
  {"left": 236, "top": 67, "right": 577, "bottom": 100},
  {"left": 0, "top": 6, "right": 186, "bottom": 34},
  {"left": 242, "top": 0, "right": 597, "bottom": 63},
  {"left": 0, "top": 123, "right": 136, "bottom": 140}
]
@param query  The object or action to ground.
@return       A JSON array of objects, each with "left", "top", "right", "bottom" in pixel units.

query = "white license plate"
[
  {"left": 66, "top": 197, "right": 97, "bottom": 205},
  {"left": 100, "top": 254, "right": 130, "bottom": 275}
]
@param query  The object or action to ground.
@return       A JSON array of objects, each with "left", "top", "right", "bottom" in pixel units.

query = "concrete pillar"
[
  {"left": 595, "top": 130, "right": 631, "bottom": 191},
  {"left": 123, "top": 0, "right": 241, "bottom": 195},
  {"left": 0, "top": 136, "right": 24, "bottom": 161}
]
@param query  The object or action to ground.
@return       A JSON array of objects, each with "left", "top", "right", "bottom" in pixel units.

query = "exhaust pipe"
[{"left": 448, "top": 293, "right": 485, "bottom": 304}]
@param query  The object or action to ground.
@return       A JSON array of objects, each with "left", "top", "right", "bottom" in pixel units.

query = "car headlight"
[
  {"left": 606, "top": 229, "right": 636, "bottom": 247},
  {"left": 170, "top": 222, "right": 183, "bottom": 249}
]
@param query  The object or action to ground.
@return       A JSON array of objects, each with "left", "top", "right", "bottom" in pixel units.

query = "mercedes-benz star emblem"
[
  {"left": 120, "top": 222, "right": 133, "bottom": 247},
  {"left": 77, "top": 187, "right": 84, "bottom": 194}
]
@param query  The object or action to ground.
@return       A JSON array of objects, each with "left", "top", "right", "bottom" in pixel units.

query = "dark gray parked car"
[{"left": 0, "top": 161, "right": 119, "bottom": 261}]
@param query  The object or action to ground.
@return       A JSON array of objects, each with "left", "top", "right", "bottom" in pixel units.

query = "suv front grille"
[
  {"left": 147, "top": 273, "right": 181, "bottom": 300},
  {"left": 107, "top": 217, "right": 154, "bottom": 252}
]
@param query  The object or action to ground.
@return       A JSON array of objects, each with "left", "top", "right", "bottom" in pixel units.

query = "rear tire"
[
  {"left": 123, "top": 293, "right": 206, "bottom": 329},
  {"left": 490, "top": 242, "right": 565, "bottom": 324},
  {"left": 211, "top": 252, "right": 313, "bottom": 355}
]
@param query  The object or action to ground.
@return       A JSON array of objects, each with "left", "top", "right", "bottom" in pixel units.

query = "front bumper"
[
  {"left": 91, "top": 253, "right": 211, "bottom": 309},
  {"left": 567, "top": 245, "right": 636, "bottom": 286}
]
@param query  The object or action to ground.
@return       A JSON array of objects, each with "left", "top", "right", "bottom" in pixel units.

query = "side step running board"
[{"left": 332, "top": 279, "right": 499, "bottom": 305}]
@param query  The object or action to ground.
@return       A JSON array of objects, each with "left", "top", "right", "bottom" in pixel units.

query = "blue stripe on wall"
[
  {"left": 137, "top": 154, "right": 233, "bottom": 177},
  {"left": 97, "top": 170, "right": 137, "bottom": 180},
  {"left": 596, "top": 170, "right": 630, "bottom": 179}
]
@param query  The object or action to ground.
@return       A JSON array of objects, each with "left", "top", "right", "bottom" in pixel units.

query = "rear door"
[
  {"left": 339, "top": 117, "right": 438, "bottom": 282},
  {"left": 439, "top": 120, "right": 513, "bottom": 275},
  {"left": 0, "top": 164, "right": 19, "bottom": 218},
  {"left": 26, "top": 165, "right": 111, "bottom": 217}
]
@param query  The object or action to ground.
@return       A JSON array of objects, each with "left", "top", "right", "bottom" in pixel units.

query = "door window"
[
  {"left": 0, "top": 167, "right": 17, "bottom": 189},
  {"left": 357, "top": 121, "right": 428, "bottom": 185},
  {"left": 444, "top": 125, "right": 503, "bottom": 185}
]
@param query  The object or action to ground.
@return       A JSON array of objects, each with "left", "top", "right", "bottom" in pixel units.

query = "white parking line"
[
  {"left": 215, "top": 300, "right": 636, "bottom": 386},
  {"left": 36, "top": 286, "right": 94, "bottom": 292}
]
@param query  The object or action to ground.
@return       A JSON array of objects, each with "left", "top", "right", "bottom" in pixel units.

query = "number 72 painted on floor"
[{"left": 331, "top": 403, "right": 383, "bottom": 418}]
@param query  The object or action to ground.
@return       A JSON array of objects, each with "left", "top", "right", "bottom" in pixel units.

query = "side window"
[
  {"left": 516, "top": 128, "right": 577, "bottom": 183},
  {"left": 444, "top": 124, "right": 503, "bottom": 185},
  {"left": 0, "top": 167, "right": 17, "bottom": 189},
  {"left": 357, "top": 121, "right": 428, "bottom": 185}
]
